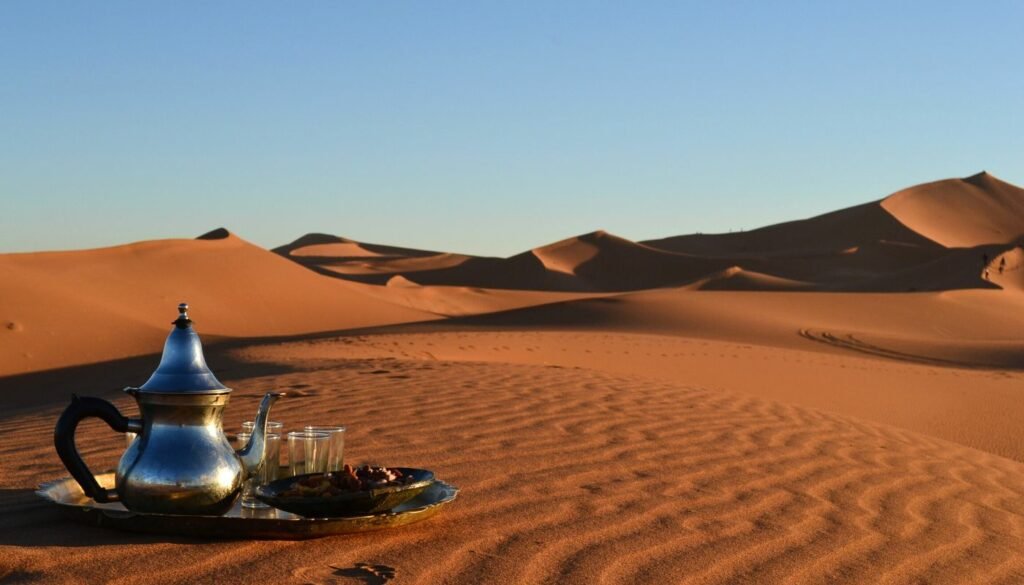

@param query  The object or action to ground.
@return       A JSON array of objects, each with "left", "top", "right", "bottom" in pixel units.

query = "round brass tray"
[{"left": 36, "top": 470, "right": 459, "bottom": 540}]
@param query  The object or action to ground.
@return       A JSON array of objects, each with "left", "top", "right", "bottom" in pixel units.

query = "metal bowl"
[{"left": 255, "top": 468, "right": 435, "bottom": 518}]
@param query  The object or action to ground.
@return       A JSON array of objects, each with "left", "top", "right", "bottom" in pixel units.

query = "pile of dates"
[{"left": 280, "top": 464, "right": 415, "bottom": 497}]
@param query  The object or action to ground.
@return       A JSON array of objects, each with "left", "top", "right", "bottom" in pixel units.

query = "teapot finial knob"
[{"left": 173, "top": 302, "right": 192, "bottom": 329}]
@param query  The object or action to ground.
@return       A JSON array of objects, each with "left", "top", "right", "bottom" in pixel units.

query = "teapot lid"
[{"left": 136, "top": 303, "right": 230, "bottom": 394}]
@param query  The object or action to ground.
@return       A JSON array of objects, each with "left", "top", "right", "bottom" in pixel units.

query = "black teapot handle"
[{"left": 53, "top": 394, "right": 142, "bottom": 503}]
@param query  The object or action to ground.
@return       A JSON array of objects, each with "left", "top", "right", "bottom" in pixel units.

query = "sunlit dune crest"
[
  {"left": 0, "top": 231, "right": 435, "bottom": 376},
  {"left": 882, "top": 171, "right": 1024, "bottom": 248}
]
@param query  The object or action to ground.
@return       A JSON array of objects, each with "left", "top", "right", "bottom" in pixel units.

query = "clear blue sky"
[{"left": 2, "top": 2, "right": 1022, "bottom": 256}]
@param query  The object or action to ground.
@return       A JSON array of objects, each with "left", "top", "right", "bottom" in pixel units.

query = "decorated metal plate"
[
  {"left": 256, "top": 468, "right": 435, "bottom": 517},
  {"left": 36, "top": 471, "right": 458, "bottom": 540}
]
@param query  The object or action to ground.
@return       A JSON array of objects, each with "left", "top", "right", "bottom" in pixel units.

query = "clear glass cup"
[
  {"left": 304, "top": 425, "right": 346, "bottom": 472},
  {"left": 242, "top": 421, "right": 284, "bottom": 434},
  {"left": 239, "top": 422, "right": 283, "bottom": 476},
  {"left": 287, "top": 430, "right": 330, "bottom": 477},
  {"left": 236, "top": 431, "right": 281, "bottom": 509}
]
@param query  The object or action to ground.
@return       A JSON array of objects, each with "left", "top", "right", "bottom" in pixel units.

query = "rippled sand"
[{"left": 5, "top": 336, "right": 1024, "bottom": 584}]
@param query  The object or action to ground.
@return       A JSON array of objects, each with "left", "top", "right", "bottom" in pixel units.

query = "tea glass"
[
  {"left": 304, "top": 425, "right": 346, "bottom": 471},
  {"left": 287, "top": 430, "right": 330, "bottom": 477},
  {"left": 242, "top": 420, "right": 284, "bottom": 434},
  {"left": 239, "top": 421, "right": 283, "bottom": 477},
  {"left": 237, "top": 431, "right": 281, "bottom": 508}
]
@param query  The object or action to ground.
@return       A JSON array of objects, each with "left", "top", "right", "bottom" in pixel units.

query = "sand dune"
[
  {"left": 7, "top": 351, "right": 1024, "bottom": 583},
  {"left": 273, "top": 233, "right": 468, "bottom": 280},
  {"left": 982, "top": 245, "right": 1024, "bottom": 291},
  {"left": 319, "top": 253, "right": 476, "bottom": 277},
  {"left": 882, "top": 171, "right": 1024, "bottom": 248},
  {"left": 377, "top": 275, "right": 607, "bottom": 317},
  {"left": 687, "top": 266, "right": 814, "bottom": 291},
  {"left": 644, "top": 199, "right": 937, "bottom": 257},
  {"left": 643, "top": 173, "right": 1024, "bottom": 257},
  {"left": 272, "top": 174, "right": 1024, "bottom": 295},
  {"left": 243, "top": 330, "right": 1024, "bottom": 461},
  {"left": 5, "top": 172, "right": 1024, "bottom": 584},
  {"left": 835, "top": 245, "right": 999, "bottom": 292},
  {"left": 279, "top": 230, "right": 835, "bottom": 292},
  {"left": 274, "top": 233, "right": 443, "bottom": 260},
  {"left": 6, "top": 173, "right": 1024, "bottom": 377},
  {"left": 4, "top": 172, "right": 1023, "bottom": 375},
  {"left": 0, "top": 231, "right": 435, "bottom": 376},
  {"left": 440, "top": 286, "right": 1024, "bottom": 368},
  {"left": 531, "top": 230, "right": 731, "bottom": 291}
]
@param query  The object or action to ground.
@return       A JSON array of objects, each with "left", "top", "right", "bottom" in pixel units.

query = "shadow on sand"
[
  {"left": 0, "top": 488, "right": 210, "bottom": 547},
  {"left": 0, "top": 314, "right": 561, "bottom": 423},
  {"left": 0, "top": 343, "right": 307, "bottom": 424}
]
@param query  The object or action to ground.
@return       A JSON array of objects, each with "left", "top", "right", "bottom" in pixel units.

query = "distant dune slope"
[
  {"left": 443, "top": 287, "right": 1024, "bottom": 368},
  {"left": 532, "top": 231, "right": 733, "bottom": 290},
  {"left": 881, "top": 172, "right": 1024, "bottom": 248},
  {"left": 687, "top": 267, "right": 814, "bottom": 291},
  {"left": 379, "top": 231, "right": 739, "bottom": 292},
  {"left": 273, "top": 233, "right": 443, "bottom": 260},
  {"left": 0, "top": 231, "right": 436, "bottom": 376},
  {"left": 378, "top": 275, "right": 607, "bottom": 317},
  {"left": 5, "top": 172, "right": 1024, "bottom": 375},
  {"left": 277, "top": 173, "right": 1024, "bottom": 294},
  {"left": 643, "top": 200, "right": 938, "bottom": 257},
  {"left": 987, "top": 246, "right": 1024, "bottom": 291},
  {"left": 274, "top": 233, "right": 477, "bottom": 280}
]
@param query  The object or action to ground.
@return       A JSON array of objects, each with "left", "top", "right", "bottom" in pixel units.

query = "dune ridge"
[
  {"left": 0, "top": 231, "right": 436, "bottom": 376},
  {"left": 881, "top": 172, "right": 1024, "bottom": 248},
  {"left": 275, "top": 173, "right": 1024, "bottom": 296},
  {"left": 4, "top": 172, "right": 1024, "bottom": 378}
]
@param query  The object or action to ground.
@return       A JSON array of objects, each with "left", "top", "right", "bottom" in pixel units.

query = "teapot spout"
[{"left": 237, "top": 392, "right": 285, "bottom": 477}]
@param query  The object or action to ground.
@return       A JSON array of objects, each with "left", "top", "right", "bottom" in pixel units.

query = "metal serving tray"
[{"left": 36, "top": 471, "right": 458, "bottom": 540}]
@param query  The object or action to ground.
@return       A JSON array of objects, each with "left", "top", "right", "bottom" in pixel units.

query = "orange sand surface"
[{"left": 4, "top": 173, "right": 1024, "bottom": 584}]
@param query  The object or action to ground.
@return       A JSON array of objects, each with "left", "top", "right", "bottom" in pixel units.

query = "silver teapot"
[{"left": 54, "top": 303, "right": 283, "bottom": 515}]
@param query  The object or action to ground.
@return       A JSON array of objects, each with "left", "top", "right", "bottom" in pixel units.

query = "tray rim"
[{"left": 35, "top": 472, "right": 459, "bottom": 538}]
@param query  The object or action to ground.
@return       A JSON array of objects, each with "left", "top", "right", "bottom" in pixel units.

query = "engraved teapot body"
[{"left": 54, "top": 304, "right": 282, "bottom": 515}]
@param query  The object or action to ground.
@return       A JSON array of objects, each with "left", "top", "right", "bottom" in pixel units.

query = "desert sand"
[{"left": 4, "top": 172, "right": 1024, "bottom": 584}]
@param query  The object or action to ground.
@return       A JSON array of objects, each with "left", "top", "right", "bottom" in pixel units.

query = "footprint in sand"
[
  {"left": 331, "top": 563, "right": 397, "bottom": 584},
  {"left": 294, "top": 563, "right": 397, "bottom": 584}
]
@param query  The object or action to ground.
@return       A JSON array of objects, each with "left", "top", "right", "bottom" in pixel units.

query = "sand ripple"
[{"left": 4, "top": 358, "right": 1024, "bottom": 584}]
